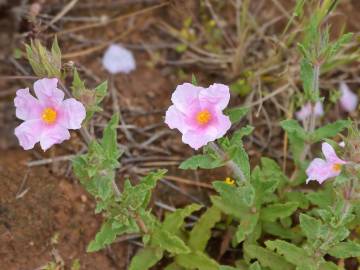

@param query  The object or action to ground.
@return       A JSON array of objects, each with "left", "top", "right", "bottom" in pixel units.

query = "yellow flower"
[{"left": 224, "top": 177, "right": 235, "bottom": 186}]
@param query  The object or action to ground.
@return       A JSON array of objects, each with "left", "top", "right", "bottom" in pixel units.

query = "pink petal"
[
  {"left": 214, "top": 112, "right": 231, "bottom": 138},
  {"left": 295, "top": 102, "right": 323, "bottom": 121},
  {"left": 322, "top": 142, "right": 346, "bottom": 164},
  {"left": 306, "top": 158, "right": 338, "bottom": 184},
  {"left": 59, "top": 98, "right": 86, "bottom": 129},
  {"left": 102, "top": 44, "right": 136, "bottom": 74},
  {"left": 314, "top": 101, "right": 324, "bottom": 116},
  {"left": 14, "top": 119, "right": 44, "bottom": 150},
  {"left": 171, "top": 83, "right": 202, "bottom": 114},
  {"left": 182, "top": 126, "right": 218, "bottom": 150},
  {"left": 165, "top": 105, "right": 190, "bottom": 133},
  {"left": 34, "top": 78, "right": 64, "bottom": 106},
  {"left": 295, "top": 103, "right": 311, "bottom": 121},
  {"left": 14, "top": 88, "right": 42, "bottom": 120},
  {"left": 199, "top": 83, "right": 230, "bottom": 110},
  {"left": 39, "top": 125, "right": 70, "bottom": 151},
  {"left": 340, "top": 82, "right": 358, "bottom": 112}
]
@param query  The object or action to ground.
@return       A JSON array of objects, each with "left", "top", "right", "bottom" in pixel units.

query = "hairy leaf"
[
  {"left": 129, "top": 246, "right": 163, "bottom": 270},
  {"left": 188, "top": 206, "right": 221, "bottom": 251},
  {"left": 245, "top": 244, "right": 294, "bottom": 270},
  {"left": 260, "top": 202, "right": 298, "bottom": 222}
]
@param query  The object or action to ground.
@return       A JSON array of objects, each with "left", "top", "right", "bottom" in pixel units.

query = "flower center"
[
  {"left": 332, "top": 163, "right": 342, "bottom": 172},
  {"left": 196, "top": 110, "right": 211, "bottom": 125},
  {"left": 224, "top": 177, "right": 235, "bottom": 186},
  {"left": 42, "top": 108, "right": 57, "bottom": 124}
]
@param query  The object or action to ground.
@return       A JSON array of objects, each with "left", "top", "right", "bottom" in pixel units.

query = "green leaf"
[
  {"left": 26, "top": 39, "right": 62, "bottom": 78},
  {"left": 179, "top": 154, "right": 223, "bottom": 170},
  {"left": 71, "top": 68, "right": 86, "bottom": 98},
  {"left": 309, "top": 120, "right": 351, "bottom": 143},
  {"left": 265, "top": 240, "right": 312, "bottom": 266},
  {"left": 230, "top": 79, "right": 252, "bottom": 97},
  {"left": 324, "top": 32, "right": 353, "bottom": 60},
  {"left": 319, "top": 261, "right": 339, "bottom": 270},
  {"left": 280, "top": 120, "right": 307, "bottom": 164},
  {"left": 212, "top": 182, "right": 250, "bottom": 219},
  {"left": 192, "top": 74, "right": 198, "bottom": 85},
  {"left": 285, "top": 191, "right": 309, "bottom": 209},
  {"left": 294, "top": 0, "right": 306, "bottom": 17},
  {"left": 249, "top": 262, "right": 262, "bottom": 270},
  {"left": 164, "top": 263, "right": 185, "bottom": 270},
  {"left": 101, "top": 113, "right": 121, "bottom": 161},
  {"left": 227, "top": 143, "right": 250, "bottom": 180},
  {"left": 51, "top": 36, "right": 61, "bottom": 71},
  {"left": 260, "top": 202, "right": 298, "bottom": 222},
  {"left": 87, "top": 220, "right": 132, "bottom": 252},
  {"left": 262, "top": 221, "right": 302, "bottom": 241},
  {"left": 306, "top": 187, "right": 335, "bottom": 208},
  {"left": 280, "top": 120, "right": 306, "bottom": 139},
  {"left": 299, "top": 213, "right": 322, "bottom": 240},
  {"left": 234, "top": 213, "right": 259, "bottom": 244},
  {"left": 328, "top": 241, "right": 360, "bottom": 258},
  {"left": 225, "top": 106, "right": 249, "bottom": 124},
  {"left": 188, "top": 206, "right": 221, "bottom": 251},
  {"left": 129, "top": 246, "right": 163, "bottom": 270},
  {"left": 231, "top": 125, "right": 254, "bottom": 143},
  {"left": 300, "top": 59, "right": 315, "bottom": 100},
  {"left": 162, "top": 204, "right": 202, "bottom": 234},
  {"left": 245, "top": 244, "right": 294, "bottom": 270},
  {"left": 219, "top": 266, "right": 238, "bottom": 270},
  {"left": 176, "top": 251, "right": 219, "bottom": 270},
  {"left": 152, "top": 229, "right": 190, "bottom": 254}
]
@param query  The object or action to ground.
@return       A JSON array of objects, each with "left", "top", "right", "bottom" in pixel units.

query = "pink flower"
[
  {"left": 306, "top": 142, "right": 347, "bottom": 184},
  {"left": 295, "top": 101, "right": 324, "bottom": 121},
  {"left": 14, "top": 78, "right": 86, "bottom": 151},
  {"left": 339, "top": 82, "right": 358, "bottom": 112},
  {"left": 165, "top": 83, "right": 231, "bottom": 150},
  {"left": 102, "top": 44, "right": 136, "bottom": 74}
]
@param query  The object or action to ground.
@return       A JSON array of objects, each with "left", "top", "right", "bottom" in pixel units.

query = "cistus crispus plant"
[{"left": 14, "top": 1, "right": 360, "bottom": 269}]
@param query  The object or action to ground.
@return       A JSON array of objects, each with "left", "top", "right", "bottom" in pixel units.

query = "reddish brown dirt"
[{"left": 0, "top": 150, "right": 128, "bottom": 270}]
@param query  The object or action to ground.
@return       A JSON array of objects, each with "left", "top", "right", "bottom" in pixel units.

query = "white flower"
[
  {"left": 339, "top": 82, "right": 358, "bottom": 112},
  {"left": 102, "top": 44, "right": 136, "bottom": 74}
]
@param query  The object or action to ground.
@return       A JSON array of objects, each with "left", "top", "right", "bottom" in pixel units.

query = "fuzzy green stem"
[{"left": 208, "top": 142, "right": 246, "bottom": 182}]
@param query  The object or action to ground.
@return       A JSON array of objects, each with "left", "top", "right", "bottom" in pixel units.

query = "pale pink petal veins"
[
  {"left": 171, "top": 83, "right": 202, "bottom": 114},
  {"left": 199, "top": 83, "right": 230, "bottom": 110},
  {"left": 14, "top": 88, "right": 42, "bottom": 120},
  {"left": 295, "top": 103, "right": 312, "bottom": 121},
  {"left": 14, "top": 119, "right": 44, "bottom": 150},
  {"left": 59, "top": 98, "right": 86, "bottom": 129},
  {"left": 340, "top": 82, "right": 358, "bottom": 112},
  {"left": 165, "top": 105, "right": 189, "bottom": 133},
  {"left": 40, "top": 125, "right": 70, "bottom": 151},
  {"left": 182, "top": 126, "right": 218, "bottom": 150},
  {"left": 322, "top": 142, "right": 346, "bottom": 164},
  {"left": 295, "top": 102, "right": 323, "bottom": 121},
  {"left": 34, "top": 78, "right": 64, "bottom": 105},
  {"left": 214, "top": 112, "right": 231, "bottom": 138},
  {"left": 314, "top": 101, "right": 324, "bottom": 117},
  {"left": 306, "top": 158, "right": 339, "bottom": 184}
]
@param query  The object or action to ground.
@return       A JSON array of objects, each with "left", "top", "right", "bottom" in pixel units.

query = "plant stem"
[
  {"left": 135, "top": 214, "right": 148, "bottom": 234},
  {"left": 307, "top": 64, "right": 320, "bottom": 133},
  {"left": 208, "top": 142, "right": 246, "bottom": 182}
]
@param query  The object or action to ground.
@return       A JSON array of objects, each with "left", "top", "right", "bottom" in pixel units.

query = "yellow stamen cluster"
[
  {"left": 196, "top": 110, "right": 211, "bottom": 125},
  {"left": 224, "top": 177, "right": 235, "bottom": 186},
  {"left": 42, "top": 108, "right": 57, "bottom": 124},
  {"left": 332, "top": 163, "right": 342, "bottom": 172}
]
